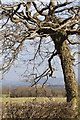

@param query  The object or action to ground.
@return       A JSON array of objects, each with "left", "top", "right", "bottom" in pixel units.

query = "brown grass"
[{"left": 1, "top": 97, "right": 80, "bottom": 120}]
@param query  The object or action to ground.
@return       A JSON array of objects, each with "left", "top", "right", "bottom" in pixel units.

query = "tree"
[{"left": 0, "top": 0, "right": 80, "bottom": 118}]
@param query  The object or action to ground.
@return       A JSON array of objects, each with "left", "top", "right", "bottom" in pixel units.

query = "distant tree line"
[{"left": 2, "top": 85, "right": 66, "bottom": 98}]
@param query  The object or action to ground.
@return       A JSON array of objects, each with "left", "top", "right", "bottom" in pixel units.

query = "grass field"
[
  {"left": 2, "top": 97, "right": 66, "bottom": 104},
  {"left": 1, "top": 95, "right": 80, "bottom": 119}
]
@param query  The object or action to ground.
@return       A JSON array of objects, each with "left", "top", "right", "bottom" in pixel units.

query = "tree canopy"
[{"left": 0, "top": 0, "right": 80, "bottom": 83}]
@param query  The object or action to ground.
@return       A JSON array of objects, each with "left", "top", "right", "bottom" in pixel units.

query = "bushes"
[{"left": 2, "top": 101, "right": 80, "bottom": 119}]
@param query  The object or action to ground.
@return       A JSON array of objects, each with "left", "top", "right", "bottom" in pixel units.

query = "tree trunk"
[
  {"left": 51, "top": 33, "right": 78, "bottom": 117},
  {"left": 58, "top": 41, "right": 78, "bottom": 117},
  {"left": 59, "top": 41, "right": 78, "bottom": 101}
]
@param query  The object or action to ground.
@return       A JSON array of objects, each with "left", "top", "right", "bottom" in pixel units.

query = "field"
[
  {"left": 1, "top": 86, "right": 80, "bottom": 119},
  {"left": 2, "top": 97, "right": 66, "bottom": 104},
  {"left": 1, "top": 96, "right": 80, "bottom": 119}
]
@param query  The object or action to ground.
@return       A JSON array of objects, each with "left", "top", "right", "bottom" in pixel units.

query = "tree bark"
[
  {"left": 59, "top": 41, "right": 78, "bottom": 102},
  {"left": 51, "top": 34, "right": 78, "bottom": 117},
  {"left": 59, "top": 41, "right": 78, "bottom": 116}
]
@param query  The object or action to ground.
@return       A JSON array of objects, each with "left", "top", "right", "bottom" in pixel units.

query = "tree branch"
[{"left": 48, "top": 50, "right": 57, "bottom": 77}]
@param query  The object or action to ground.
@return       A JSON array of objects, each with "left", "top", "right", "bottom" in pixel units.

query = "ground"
[{"left": 1, "top": 96, "right": 80, "bottom": 119}]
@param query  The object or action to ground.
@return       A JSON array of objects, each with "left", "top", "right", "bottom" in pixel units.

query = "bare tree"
[{"left": 0, "top": 0, "right": 80, "bottom": 117}]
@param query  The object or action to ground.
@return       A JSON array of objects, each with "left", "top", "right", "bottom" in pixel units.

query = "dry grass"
[
  {"left": 1, "top": 97, "right": 80, "bottom": 119},
  {"left": 2, "top": 97, "right": 66, "bottom": 104}
]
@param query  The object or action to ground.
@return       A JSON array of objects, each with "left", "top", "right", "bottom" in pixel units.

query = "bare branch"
[
  {"left": 48, "top": 50, "right": 57, "bottom": 77},
  {"left": 67, "top": 39, "right": 80, "bottom": 45},
  {"left": 32, "top": 2, "right": 48, "bottom": 16}
]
